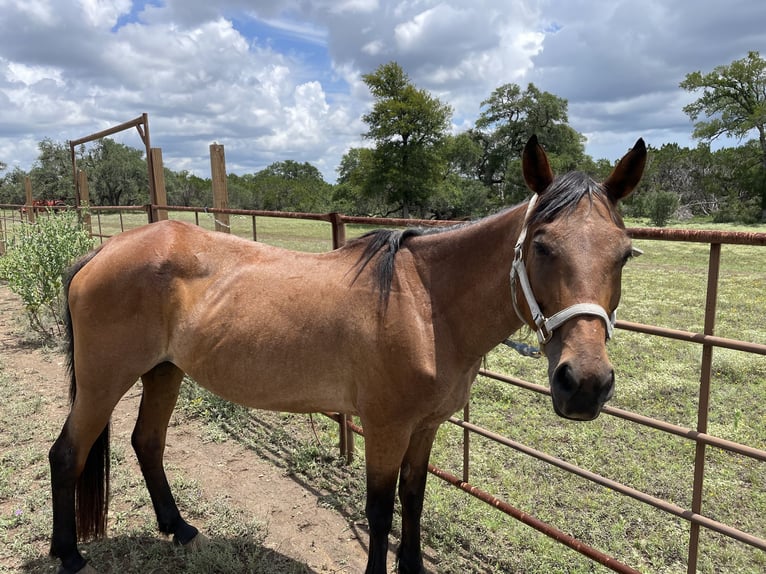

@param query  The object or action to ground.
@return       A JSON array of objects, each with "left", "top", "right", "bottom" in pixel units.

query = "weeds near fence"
[{"left": 0, "top": 210, "right": 93, "bottom": 338}]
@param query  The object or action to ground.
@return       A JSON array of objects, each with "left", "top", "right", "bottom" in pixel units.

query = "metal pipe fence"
[{"left": 1, "top": 202, "right": 763, "bottom": 572}]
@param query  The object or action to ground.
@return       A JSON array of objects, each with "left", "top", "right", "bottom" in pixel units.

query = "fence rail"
[{"left": 1, "top": 201, "right": 764, "bottom": 573}]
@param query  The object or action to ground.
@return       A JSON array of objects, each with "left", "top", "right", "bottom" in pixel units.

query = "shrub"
[
  {"left": 644, "top": 190, "right": 679, "bottom": 227},
  {"left": 0, "top": 210, "right": 93, "bottom": 337},
  {"left": 712, "top": 196, "right": 762, "bottom": 224}
]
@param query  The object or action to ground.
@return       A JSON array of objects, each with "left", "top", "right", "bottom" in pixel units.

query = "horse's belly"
[
  {"left": 186, "top": 362, "right": 359, "bottom": 415},
  {"left": 171, "top": 326, "right": 362, "bottom": 415}
]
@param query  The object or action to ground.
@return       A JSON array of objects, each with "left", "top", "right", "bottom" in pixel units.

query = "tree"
[
  {"left": 165, "top": 169, "right": 210, "bottom": 207},
  {"left": 81, "top": 139, "right": 148, "bottom": 206},
  {"left": 471, "top": 83, "right": 585, "bottom": 205},
  {"left": 709, "top": 142, "right": 764, "bottom": 223},
  {"left": 361, "top": 62, "right": 453, "bottom": 218},
  {"left": 680, "top": 51, "right": 766, "bottom": 216},
  {"left": 0, "top": 166, "right": 28, "bottom": 204},
  {"left": 334, "top": 147, "right": 390, "bottom": 216},
  {"left": 243, "top": 160, "right": 333, "bottom": 213},
  {"left": 29, "top": 138, "right": 74, "bottom": 201}
]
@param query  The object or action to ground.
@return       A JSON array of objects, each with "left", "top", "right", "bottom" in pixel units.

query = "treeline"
[{"left": 2, "top": 53, "right": 764, "bottom": 225}]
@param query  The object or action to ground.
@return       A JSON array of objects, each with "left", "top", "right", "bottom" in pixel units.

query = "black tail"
[{"left": 63, "top": 249, "right": 111, "bottom": 540}]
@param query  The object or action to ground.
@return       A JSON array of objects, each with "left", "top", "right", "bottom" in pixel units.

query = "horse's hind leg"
[
  {"left": 132, "top": 362, "right": 199, "bottom": 545},
  {"left": 50, "top": 392, "right": 122, "bottom": 573}
]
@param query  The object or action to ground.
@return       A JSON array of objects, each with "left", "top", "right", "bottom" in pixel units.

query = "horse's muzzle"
[{"left": 550, "top": 362, "right": 615, "bottom": 421}]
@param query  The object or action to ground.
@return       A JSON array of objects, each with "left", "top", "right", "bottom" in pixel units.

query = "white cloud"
[
  {"left": 78, "top": 0, "right": 132, "bottom": 28},
  {"left": 0, "top": 0, "right": 765, "bottom": 184}
]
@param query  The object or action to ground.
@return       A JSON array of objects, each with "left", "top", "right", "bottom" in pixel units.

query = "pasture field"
[{"left": 0, "top": 208, "right": 764, "bottom": 573}]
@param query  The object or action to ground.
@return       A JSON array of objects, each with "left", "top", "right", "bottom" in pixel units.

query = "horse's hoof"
[{"left": 183, "top": 532, "right": 210, "bottom": 551}]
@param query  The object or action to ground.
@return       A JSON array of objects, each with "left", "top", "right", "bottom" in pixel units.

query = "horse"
[{"left": 48, "top": 135, "right": 646, "bottom": 574}]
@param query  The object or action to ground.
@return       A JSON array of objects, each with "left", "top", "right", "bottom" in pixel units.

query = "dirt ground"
[{"left": 0, "top": 284, "right": 432, "bottom": 573}]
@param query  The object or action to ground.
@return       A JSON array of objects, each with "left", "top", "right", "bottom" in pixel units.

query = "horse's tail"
[{"left": 63, "top": 248, "right": 111, "bottom": 540}]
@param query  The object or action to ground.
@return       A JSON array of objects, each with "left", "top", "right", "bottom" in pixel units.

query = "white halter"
[{"left": 510, "top": 194, "right": 616, "bottom": 347}]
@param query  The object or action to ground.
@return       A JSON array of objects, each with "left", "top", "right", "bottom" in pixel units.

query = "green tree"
[
  {"left": 81, "top": 139, "right": 148, "bottom": 206},
  {"left": 361, "top": 61, "right": 452, "bottom": 218},
  {"left": 165, "top": 169, "right": 210, "bottom": 207},
  {"left": 0, "top": 166, "right": 28, "bottom": 204},
  {"left": 243, "top": 160, "right": 333, "bottom": 213},
  {"left": 710, "top": 142, "right": 764, "bottom": 223},
  {"left": 634, "top": 143, "right": 713, "bottom": 217},
  {"left": 471, "top": 83, "right": 585, "bottom": 206},
  {"left": 680, "top": 51, "right": 766, "bottom": 217},
  {"left": 334, "top": 147, "right": 391, "bottom": 216},
  {"left": 29, "top": 138, "right": 74, "bottom": 201}
]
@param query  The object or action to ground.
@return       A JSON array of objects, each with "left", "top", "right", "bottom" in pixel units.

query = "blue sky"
[{"left": 1, "top": 0, "right": 764, "bottom": 183}]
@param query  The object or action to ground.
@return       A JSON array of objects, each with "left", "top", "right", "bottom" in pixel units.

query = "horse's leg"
[
  {"left": 396, "top": 426, "right": 438, "bottom": 574},
  {"left": 132, "top": 362, "right": 200, "bottom": 545},
  {"left": 49, "top": 397, "right": 119, "bottom": 573},
  {"left": 363, "top": 428, "right": 411, "bottom": 574}
]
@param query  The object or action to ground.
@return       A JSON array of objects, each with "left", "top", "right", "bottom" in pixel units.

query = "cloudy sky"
[{"left": 1, "top": 0, "right": 764, "bottom": 182}]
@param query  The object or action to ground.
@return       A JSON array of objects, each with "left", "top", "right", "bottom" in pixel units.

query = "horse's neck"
[{"left": 415, "top": 205, "right": 528, "bottom": 361}]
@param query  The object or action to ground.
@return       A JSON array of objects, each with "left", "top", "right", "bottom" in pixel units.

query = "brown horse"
[{"left": 49, "top": 135, "right": 646, "bottom": 574}]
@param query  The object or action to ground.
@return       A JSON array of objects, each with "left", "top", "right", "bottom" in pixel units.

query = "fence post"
[
  {"left": 150, "top": 147, "right": 168, "bottom": 222},
  {"left": 210, "top": 144, "right": 230, "bottom": 233},
  {"left": 330, "top": 211, "right": 352, "bottom": 462},
  {"left": 686, "top": 242, "right": 721, "bottom": 574},
  {"left": 77, "top": 170, "right": 92, "bottom": 236},
  {"left": 24, "top": 177, "right": 34, "bottom": 223},
  {"left": 463, "top": 402, "right": 471, "bottom": 483},
  {"left": 329, "top": 212, "right": 346, "bottom": 249}
]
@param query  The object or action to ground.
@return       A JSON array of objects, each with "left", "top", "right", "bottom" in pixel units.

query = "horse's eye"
[{"left": 533, "top": 240, "right": 552, "bottom": 257}]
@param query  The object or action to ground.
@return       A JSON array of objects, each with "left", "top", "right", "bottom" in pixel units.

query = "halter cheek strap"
[{"left": 510, "top": 194, "right": 617, "bottom": 346}]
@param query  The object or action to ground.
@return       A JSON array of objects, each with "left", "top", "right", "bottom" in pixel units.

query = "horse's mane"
[
  {"left": 350, "top": 225, "right": 456, "bottom": 305},
  {"left": 352, "top": 171, "right": 620, "bottom": 305}
]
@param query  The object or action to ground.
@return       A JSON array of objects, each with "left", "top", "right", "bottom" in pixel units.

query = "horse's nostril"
[{"left": 554, "top": 363, "right": 579, "bottom": 395}]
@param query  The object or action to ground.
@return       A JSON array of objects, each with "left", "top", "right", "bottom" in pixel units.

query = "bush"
[
  {"left": 712, "top": 196, "right": 762, "bottom": 224},
  {"left": 0, "top": 210, "right": 93, "bottom": 337},
  {"left": 644, "top": 190, "right": 679, "bottom": 227}
]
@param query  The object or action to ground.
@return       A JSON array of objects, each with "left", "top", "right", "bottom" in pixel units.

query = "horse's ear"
[
  {"left": 522, "top": 135, "right": 554, "bottom": 194},
  {"left": 603, "top": 138, "right": 647, "bottom": 203}
]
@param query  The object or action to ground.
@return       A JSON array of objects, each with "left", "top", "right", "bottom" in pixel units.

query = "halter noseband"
[{"left": 510, "top": 194, "right": 616, "bottom": 347}]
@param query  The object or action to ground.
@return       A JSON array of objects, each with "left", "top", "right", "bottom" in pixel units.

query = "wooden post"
[
  {"left": 210, "top": 144, "right": 230, "bottom": 233},
  {"left": 329, "top": 212, "right": 346, "bottom": 249},
  {"left": 24, "top": 177, "right": 34, "bottom": 223},
  {"left": 78, "top": 169, "right": 92, "bottom": 236},
  {"left": 150, "top": 147, "right": 168, "bottom": 222}
]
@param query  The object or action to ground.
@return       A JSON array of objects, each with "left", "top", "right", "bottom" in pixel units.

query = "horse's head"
[{"left": 512, "top": 135, "right": 646, "bottom": 421}]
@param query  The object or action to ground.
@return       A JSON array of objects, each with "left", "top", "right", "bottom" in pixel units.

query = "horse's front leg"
[
  {"left": 133, "top": 363, "right": 201, "bottom": 546},
  {"left": 363, "top": 428, "right": 411, "bottom": 574},
  {"left": 397, "top": 426, "right": 438, "bottom": 574}
]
